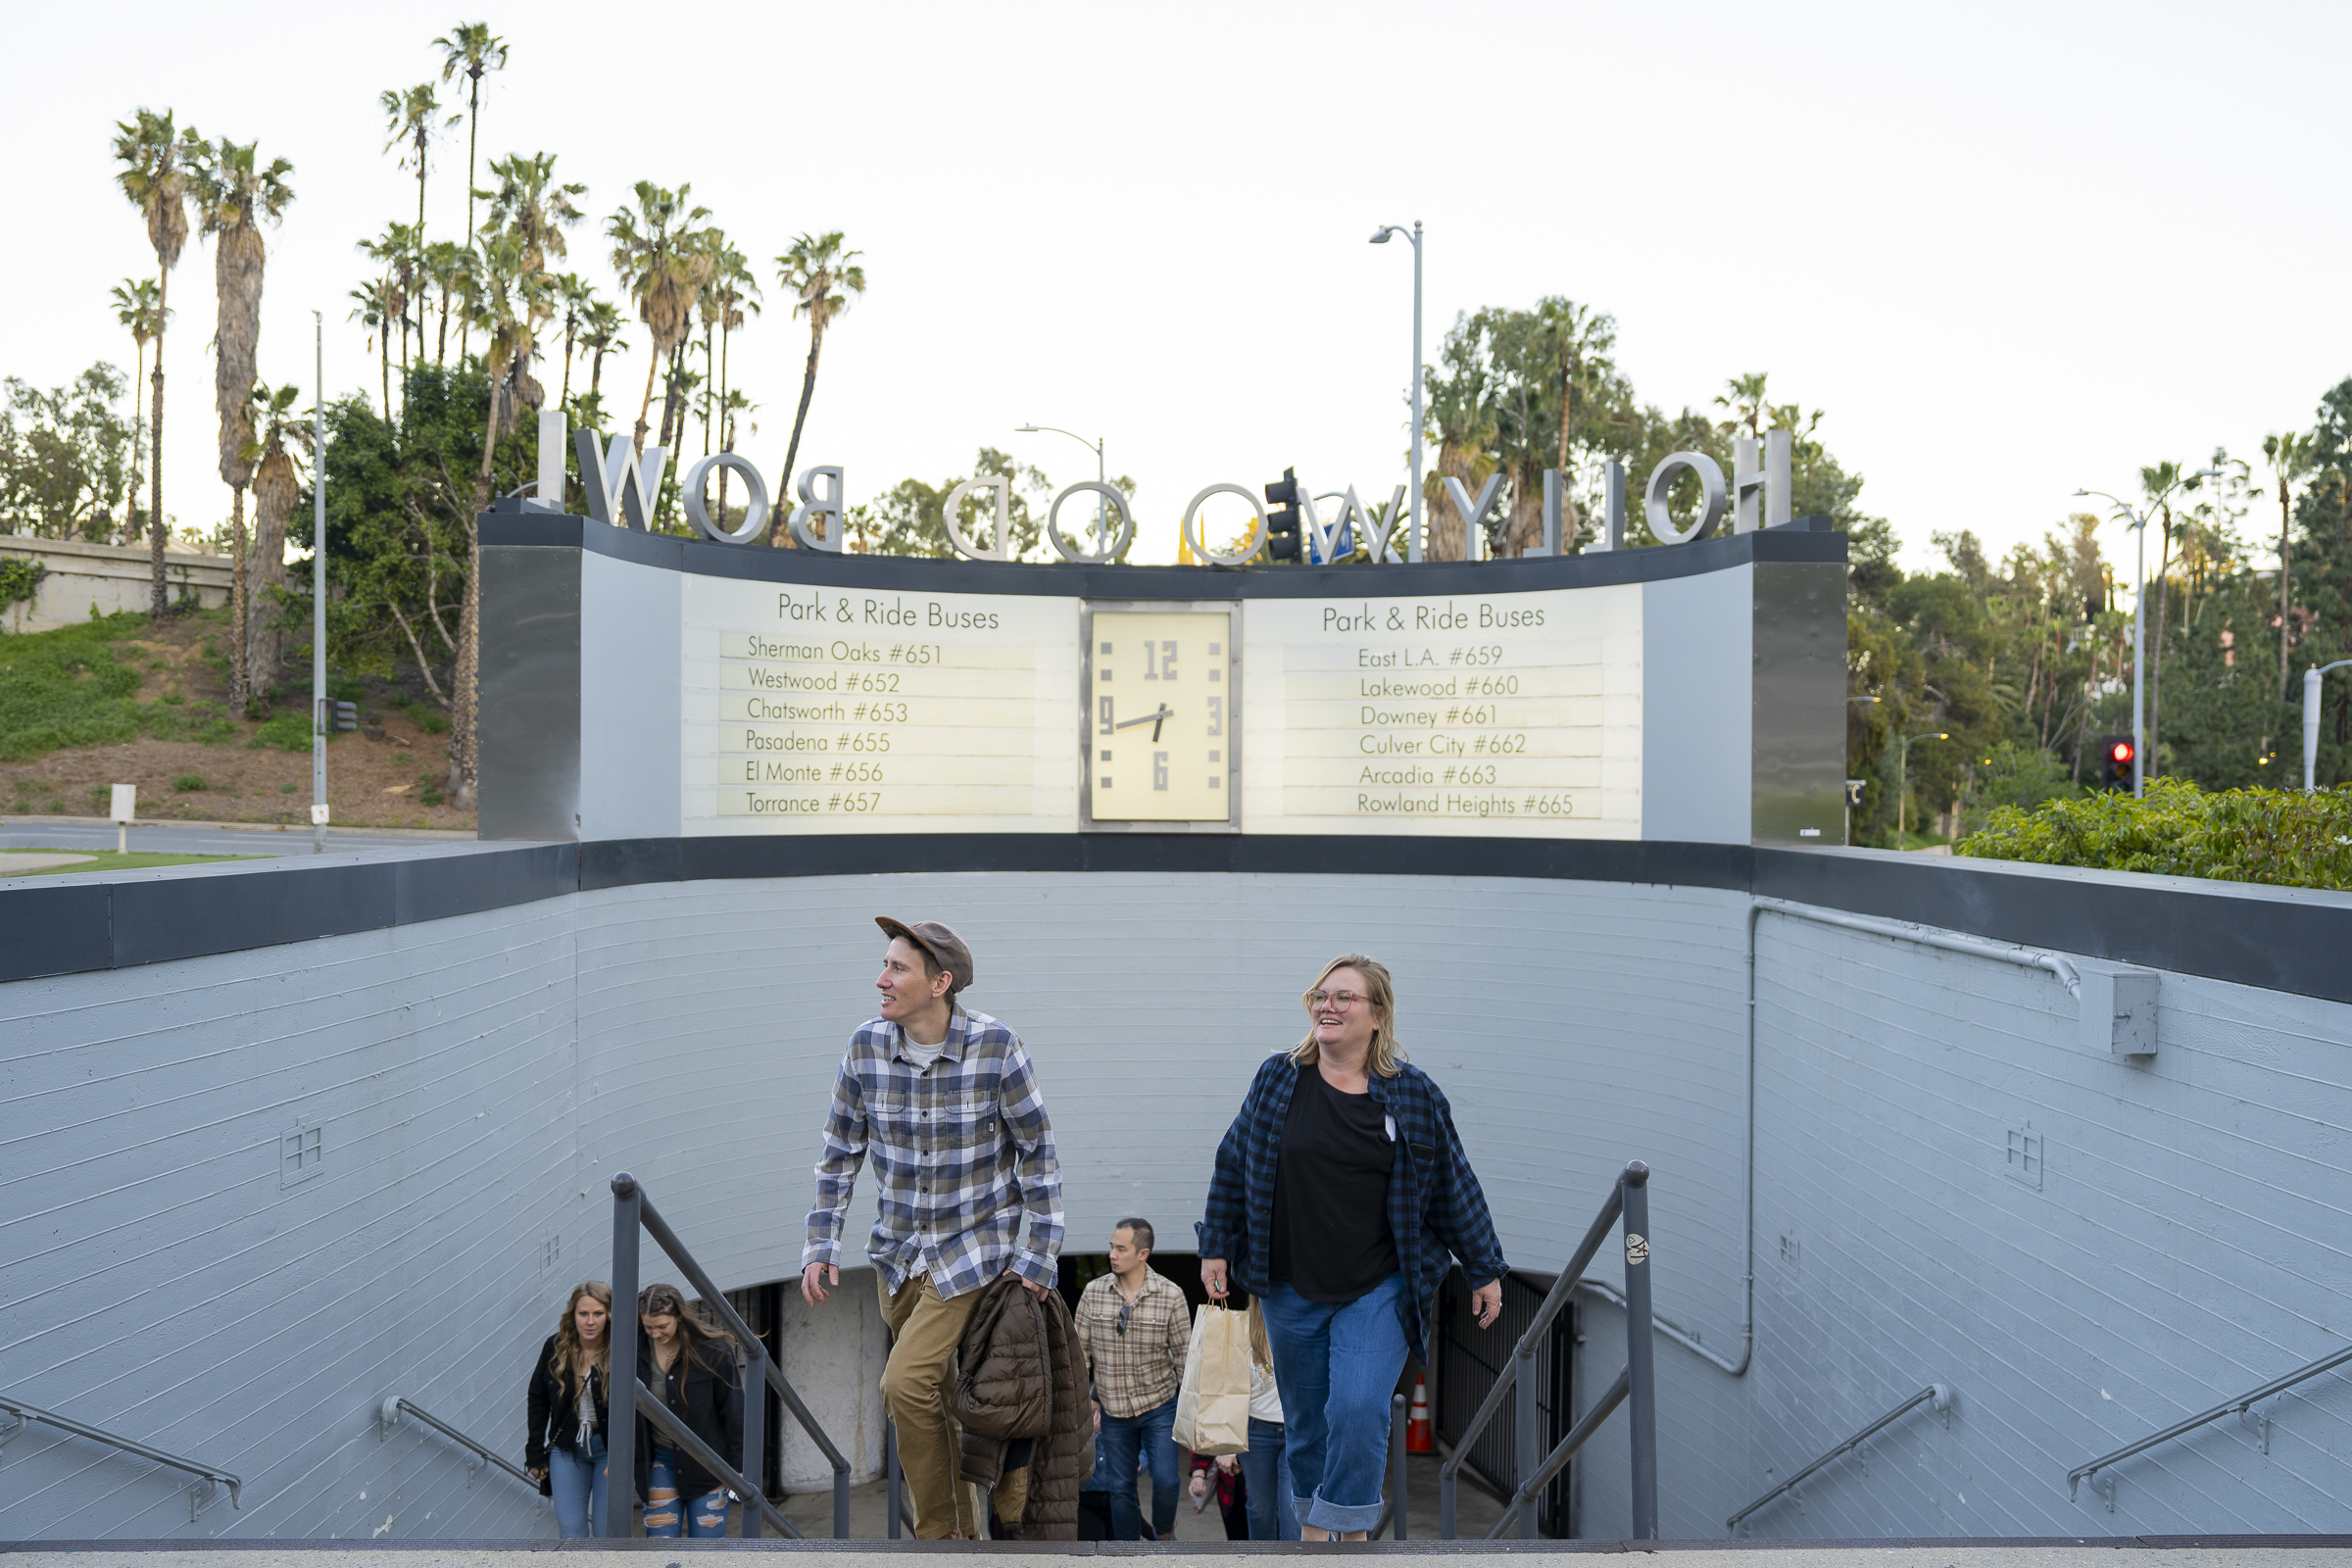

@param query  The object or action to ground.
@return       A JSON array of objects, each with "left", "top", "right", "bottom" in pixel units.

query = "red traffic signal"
[{"left": 2096, "top": 734, "right": 2135, "bottom": 791}]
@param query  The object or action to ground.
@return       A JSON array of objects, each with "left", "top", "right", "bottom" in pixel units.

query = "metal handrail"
[
  {"left": 634, "top": 1379, "right": 799, "bottom": 1539},
  {"left": 377, "top": 1396, "right": 538, "bottom": 1492},
  {"left": 0, "top": 1394, "right": 243, "bottom": 1520},
  {"left": 609, "top": 1171, "right": 855, "bottom": 1539},
  {"left": 1726, "top": 1384, "right": 1952, "bottom": 1534},
  {"left": 1438, "top": 1159, "right": 1656, "bottom": 1541},
  {"left": 2068, "top": 1342, "right": 2352, "bottom": 1506}
]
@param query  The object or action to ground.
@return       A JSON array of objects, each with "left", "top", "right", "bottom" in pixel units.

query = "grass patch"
[
  {"left": 172, "top": 773, "right": 207, "bottom": 792},
  {"left": 0, "top": 849, "right": 261, "bottom": 878},
  {"left": 247, "top": 710, "right": 318, "bottom": 752},
  {"left": 404, "top": 701, "right": 450, "bottom": 735}
]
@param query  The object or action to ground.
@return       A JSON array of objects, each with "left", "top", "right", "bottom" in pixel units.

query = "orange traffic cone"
[{"left": 1405, "top": 1372, "right": 1435, "bottom": 1454}]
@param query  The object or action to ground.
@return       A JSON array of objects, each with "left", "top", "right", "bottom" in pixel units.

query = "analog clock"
[{"left": 1082, "top": 606, "right": 1238, "bottom": 829}]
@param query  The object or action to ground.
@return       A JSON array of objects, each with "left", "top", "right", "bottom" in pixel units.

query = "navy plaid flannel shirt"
[
  {"left": 803, "top": 1003, "right": 1063, "bottom": 1300},
  {"left": 1197, "top": 1053, "right": 1506, "bottom": 1361}
]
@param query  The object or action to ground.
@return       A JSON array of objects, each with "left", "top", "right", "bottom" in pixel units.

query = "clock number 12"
[{"left": 1144, "top": 640, "right": 1178, "bottom": 680}]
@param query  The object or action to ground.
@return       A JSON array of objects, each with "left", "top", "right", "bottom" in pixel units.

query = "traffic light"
[
  {"left": 321, "top": 700, "right": 359, "bottom": 735},
  {"left": 2096, "top": 734, "right": 2135, "bottom": 791},
  {"left": 1265, "top": 467, "right": 1300, "bottom": 563}
]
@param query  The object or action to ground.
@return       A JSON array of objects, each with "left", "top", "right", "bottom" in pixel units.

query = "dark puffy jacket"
[
  {"left": 1005, "top": 1287, "right": 1093, "bottom": 1541},
  {"left": 633, "top": 1333, "right": 745, "bottom": 1502},
  {"left": 954, "top": 1274, "right": 1051, "bottom": 1453},
  {"left": 524, "top": 1336, "right": 610, "bottom": 1473}
]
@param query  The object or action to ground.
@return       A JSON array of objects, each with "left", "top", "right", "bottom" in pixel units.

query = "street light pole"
[
  {"left": 1014, "top": 423, "right": 1105, "bottom": 552},
  {"left": 2307, "top": 660, "right": 2352, "bottom": 790},
  {"left": 1896, "top": 730, "right": 1947, "bottom": 842},
  {"left": 312, "top": 312, "right": 327, "bottom": 856},
  {"left": 2076, "top": 468, "right": 2218, "bottom": 798},
  {"left": 1370, "top": 221, "right": 1423, "bottom": 561}
]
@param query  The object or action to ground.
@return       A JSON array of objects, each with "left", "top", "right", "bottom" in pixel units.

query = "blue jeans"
[
  {"left": 643, "top": 1445, "right": 731, "bottom": 1539},
  {"left": 548, "top": 1434, "right": 608, "bottom": 1539},
  {"left": 1097, "top": 1394, "right": 1180, "bottom": 1541},
  {"left": 1260, "top": 1274, "right": 1407, "bottom": 1535},
  {"left": 1238, "top": 1416, "right": 1301, "bottom": 1540}
]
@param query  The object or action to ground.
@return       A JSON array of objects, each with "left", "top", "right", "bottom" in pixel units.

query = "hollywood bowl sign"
[{"left": 528, "top": 410, "right": 1808, "bottom": 565}]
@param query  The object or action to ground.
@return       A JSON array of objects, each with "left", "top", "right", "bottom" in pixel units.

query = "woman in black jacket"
[
  {"left": 526, "top": 1282, "right": 613, "bottom": 1538},
  {"left": 636, "top": 1283, "right": 746, "bottom": 1539}
]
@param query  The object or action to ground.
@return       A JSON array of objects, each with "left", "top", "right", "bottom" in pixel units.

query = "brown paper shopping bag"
[{"left": 1172, "top": 1303, "right": 1253, "bottom": 1456}]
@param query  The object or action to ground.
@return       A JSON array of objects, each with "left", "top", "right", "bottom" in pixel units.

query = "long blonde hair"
[
  {"left": 549, "top": 1280, "right": 613, "bottom": 1389},
  {"left": 1248, "top": 1298, "right": 1273, "bottom": 1373},
  {"left": 1289, "top": 953, "right": 1403, "bottom": 1077}
]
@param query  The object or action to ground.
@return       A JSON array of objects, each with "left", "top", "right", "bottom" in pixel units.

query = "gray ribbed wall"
[{"left": 2, "top": 869, "right": 2347, "bottom": 1540}]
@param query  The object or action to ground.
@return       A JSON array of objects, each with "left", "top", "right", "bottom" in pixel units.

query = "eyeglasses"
[
  {"left": 1308, "top": 990, "right": 1370, "bottom": 1009},
  {"left": 1115, "top": 1302, "right": 1131, "bottom": 1337}
]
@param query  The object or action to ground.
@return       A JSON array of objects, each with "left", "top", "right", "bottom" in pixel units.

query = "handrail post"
[
  {"left": 1440, "top": 1449, "right": 1457, "bottom": 1541},
  {"left": 1513, "top": 1327, "right": 1540, "bottom": 1539},
  {"left": 1622, "top": 1160, "right": 1657, "bottom": 1541},
  {"left": 885, "top": 1417, "right": 903, "bottom": 1539},
  {"left": 1389, "top": 1391, "right": 1408, "bottom": 1539},
  {"left": 607, "top": 1173, "right": 641, "bottom": 1540},
  {"left": 740, "top": 1342, "right": 767, "bottom": 1539}
]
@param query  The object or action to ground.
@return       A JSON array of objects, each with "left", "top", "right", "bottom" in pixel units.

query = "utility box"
[
  {"left": 109, "top": 784, "right": 135, "bottom": 823},
  {"left": 2078, "top": 960, "right": 2159, "bottom": 1056}
]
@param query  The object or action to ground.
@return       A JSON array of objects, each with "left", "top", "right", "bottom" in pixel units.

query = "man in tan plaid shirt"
[{"left": 1075, "top": 1217, "right": 1192, "bottom": 1541}]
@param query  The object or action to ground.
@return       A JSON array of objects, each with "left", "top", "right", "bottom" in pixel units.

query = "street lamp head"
[
  {"left": 1370, "top": 226, "right": 1403, "bottom": 244},
  {"left": 1015, "top": 424, "right": 1039, "bottom": 433},
  {"left": 2072, "top": 489, "right": 2089, "bottom": 497}
]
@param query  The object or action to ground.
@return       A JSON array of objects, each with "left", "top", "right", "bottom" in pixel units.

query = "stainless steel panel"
[
  {"left": 1750, "top": 560, "right": 1845, "bottom": 844},
  {"left": 477, "top": 544, "right": 582, "bottom": 841}
]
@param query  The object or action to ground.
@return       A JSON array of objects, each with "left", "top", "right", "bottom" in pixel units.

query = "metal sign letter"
[
  {"left": 1180, "top": 483, "right": 1269, "bottom": 566},
  {"left": 1644, "top": 452, "right": 1726, "bottom": 545},
  {"left": 682, "top": 454, "right": 770, "bottom": 545},
  {"left": 1443, "top": 473, "right": 1505, "bottom": 562},
  {"left": 1047, "top": 482, "right": 1136, "bottom": 564},
  {"left": 941, "top": 476, "right": 1014, "bottom": 562},
  {"left": 574, "top": 430, "right": 669, "bottom": 531},
  {"left": 787, "top": 466, "right": 846, "bottom": 553}
]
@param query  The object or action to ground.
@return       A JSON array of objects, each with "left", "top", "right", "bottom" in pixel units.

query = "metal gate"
[{"left": 1436, "top": 1268, "right": 1576, "bottom": 1536}]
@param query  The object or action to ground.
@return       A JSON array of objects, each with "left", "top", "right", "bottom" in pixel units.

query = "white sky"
[{"left": 12, "top": 0, "right": 2348, "bottom": 571}]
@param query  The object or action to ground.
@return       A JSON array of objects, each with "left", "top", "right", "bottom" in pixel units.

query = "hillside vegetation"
[{"left": 1958, "top": 778, "right": 2352, "bottom": 891}]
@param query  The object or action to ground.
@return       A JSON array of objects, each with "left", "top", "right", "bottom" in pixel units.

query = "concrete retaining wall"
[{"left": 1, "top": 534, "right": 232, "bottom": 632}]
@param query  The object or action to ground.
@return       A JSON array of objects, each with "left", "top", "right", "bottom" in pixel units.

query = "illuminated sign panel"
[{"left": 679, "top": 576, "right": 1642, "bottom": 840}]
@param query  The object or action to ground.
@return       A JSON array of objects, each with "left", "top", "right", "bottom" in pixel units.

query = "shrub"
[
  {"left": 405, "top": 700, "right": 450, "bottom": 735},
  {"left": 1958, "top": 777, "right": 2352, "bottom": 891},
  {"left": 248, "top": 710, "right": 316, "bottom": 752},
  {"left": 172, "top": 773, "right": 206, "bottom": 792}
]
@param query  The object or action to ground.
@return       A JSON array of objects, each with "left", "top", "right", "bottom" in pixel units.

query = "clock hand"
[{"left": 1112, "top": 706, "right": 1175, "bottom": 735}]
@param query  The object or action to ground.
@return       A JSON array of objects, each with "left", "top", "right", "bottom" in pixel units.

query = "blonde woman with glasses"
[{"left": 1197, "top": 954, "right": 1506, "bottom": 1543}]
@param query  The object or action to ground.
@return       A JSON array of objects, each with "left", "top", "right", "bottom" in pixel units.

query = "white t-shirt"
[
  {"left": 897, "top": 1032, "right": 947, "bottom": 1278},
  {"left": 1250, "top": 1358, "right": 1285, "bottom": 1425}
]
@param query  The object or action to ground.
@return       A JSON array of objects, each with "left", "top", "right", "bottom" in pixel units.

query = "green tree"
[
  {"left": 111, "top": 107, "right": 197, "bottom": 616},
  {"left": 771, "top": 231, "right": 865, "bottom": 546},
  {"left": 349, "top": 278, "right": 392, "bottom": 417},
  {"left": 378, "top": 84, "right": 449, "bottom": 359},
  {"left": 0, "top": 366, "right": 135, "bottom": 540},
  {"left": 109, "top": 277, "right": 166, "bottom": 533},
  {"left": 606, "top": 181, "right": 711, "bottom": 461},
  {"left": 866, "top": 449, "right": 1052, "bottom": 560},
  {"left": 433, "top": 21, "right": 508, "bottom": 272},
  {"left": 2262, "top": 429, "right": 2316, "bottom": 705},
  {"left": 241, "top": 381, "right": 307, "bottom": 682},
  {"left": 187, "top": 134, "right": 295, "bottom": 712}
]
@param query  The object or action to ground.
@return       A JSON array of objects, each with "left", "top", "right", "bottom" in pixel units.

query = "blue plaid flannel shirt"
[
  {"left": 1197, "top": 1053, "right": 1506, "bottom": 1361},
  {"left": 803, "top": 1003, "right": 1064, "bottom": 1299}
]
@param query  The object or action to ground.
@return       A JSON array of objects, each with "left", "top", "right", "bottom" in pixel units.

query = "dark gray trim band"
[
  {"left": 477, "top": 505, "right": 1845, "bottom": 597},
  {"left": 7, "top": 833, "right": 2348, "bottom": 1004},
  {"left": 12, "top": 1534, "right": 2352, "bottom": 1553}
]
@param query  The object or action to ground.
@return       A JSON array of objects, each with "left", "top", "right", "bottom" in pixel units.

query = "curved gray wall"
[{"left": 1, "top": 862, "right": 2348, "bottom": 1541}]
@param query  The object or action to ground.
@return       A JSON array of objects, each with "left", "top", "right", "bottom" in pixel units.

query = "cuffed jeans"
[
  {"left": 1260, "top": 1274, "right": 1407, "bottom": 1535},
  {"left": 548, "top": 1435, "right": 608, "bottom": 1539},
  {"left": 643, "top": 1445, "right": 731, "bottom": 1538},
  {"left": 1096, "top": 1394, "right": 1180, "bottom": 1541},
  {"left": 1238, "top": 1416, "right": 1301, "bottom": 1540}
]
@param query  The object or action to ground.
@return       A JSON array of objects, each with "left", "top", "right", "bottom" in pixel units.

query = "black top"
[
  {"left": 1269, "top": 1061, "right": 1398, "bottom": 1303},
  {"left": 524, "top": 1335, "right": 610, "bottom": 1473},
  {"left": 633, "top": 1333, "right": 746, "bottom": 1501}
]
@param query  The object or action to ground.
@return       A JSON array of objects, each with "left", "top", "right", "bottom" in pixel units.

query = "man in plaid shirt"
[
  {"left": 1074, "top": 1218, "right": 1192, "bottom": 1541},
  {"left": 801, "top": 917, "right": 1063, "bottom": 1539}
]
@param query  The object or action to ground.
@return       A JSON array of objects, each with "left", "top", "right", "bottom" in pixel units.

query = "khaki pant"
[{"left": 878, "top": 1273, "right": 983, "bottom": 1540}]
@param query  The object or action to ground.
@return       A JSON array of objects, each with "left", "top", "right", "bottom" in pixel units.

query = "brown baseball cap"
[{"left": 875, "top": 917, "right": 975, "bottom": 993}]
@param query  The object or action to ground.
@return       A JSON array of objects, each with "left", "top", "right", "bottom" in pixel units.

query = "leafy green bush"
[
  {"left": 1958, "top": 777, "right": 2352, "bottom": 890},
  {"left": 404, "top": 700, "right": 450, "bottom": 735},
  {"left": 172, "top": 773, "right": 206, "bottom": 792},
  {"left": 248, "top": 710, "right": 317, "bottom": 752}
]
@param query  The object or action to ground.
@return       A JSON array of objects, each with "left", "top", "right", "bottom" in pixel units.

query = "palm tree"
[
  {"left": 706, "top": 246, "right": 760, "bottom": 522},
  {"left": 359, "top": 220, "right": 420, "bottom": 393},
  {"left": 434, "top": 23, "right": 508, "bottom": 247},
  {"left": 109, "top": 278, "right": 168, "bottom": 538},
  {"left": 771, "top": 231, "right": 866, "bottom": 546},
  {"left": 715, "top": 387, "right": 758, "bottom": 529},
  {"left": 575, "top": 298, "right": 627, "bottom": 427},
  {"left": 606, "top": 180, "right": 712, "bottom": 459},
  {"left": 2135, "top": 459, "right": 2202, "bottom": 778},
  {"left": 551, "top": 272, "right": 596, "bottom": 406},
  {"left": 349, "top": 279, "right": 392, "bottom": 415},
  {"left": 379, "top": 84, "right": 447, "bottom": 361},
  {"left": 241, "top": 382, "right": 306, "bottom": 680},
  {"left": 451, "top": 229, "right": 549, "bottom": 810},
  {"left": 112, "top": 108, "right": 196, "bottom": 617},
  {"left": 422, "top": 239, "right": 469, "bottom": 364},
  {"left": 188, "top": 135, "right": 296, "bottom": 712},
  {"left": 1714, "top": 371, "right": 1772, "bottom": 439},
  {"left": 2262, "top": 430, "right": 2315, "bottom": 705},
  {"left": 480, "top": 152, "right": 584, "bottom": 276}
]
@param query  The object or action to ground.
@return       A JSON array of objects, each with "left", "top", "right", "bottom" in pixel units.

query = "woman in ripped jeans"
[{"left": 634, "top": 1283, "right": 746, "bottom": 1539}]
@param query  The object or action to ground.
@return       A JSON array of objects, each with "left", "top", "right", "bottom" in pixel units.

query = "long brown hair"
[
  {"left": 1289, "top": 953, "right": 1403, "bottom": 1077},
  {"left": 549, "top": 1281, "right": 613, "bottom": 1389},
  {"left": 1247, "top": 1298, "right": 1273, "bottom": 1374},
  {"left": 639, "top": 1283, "right": 738, "bottom": 1376}
]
